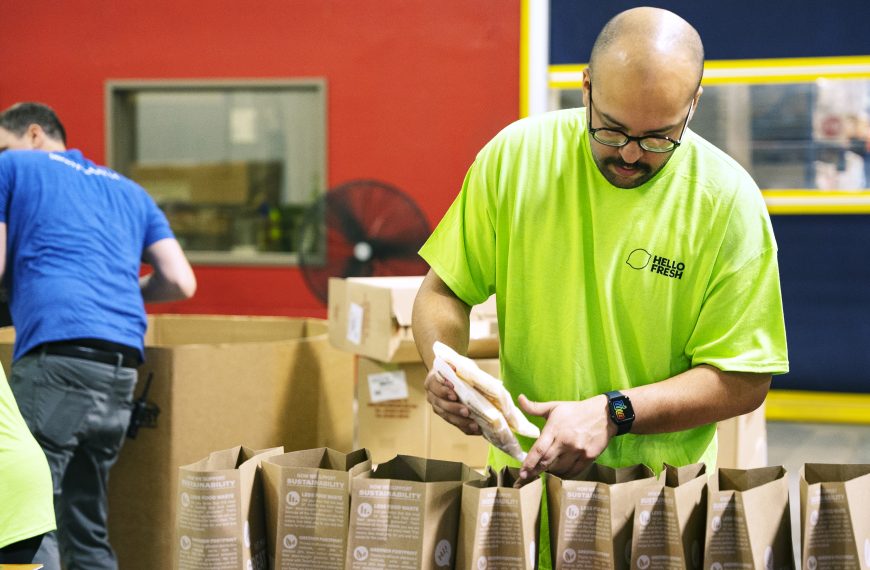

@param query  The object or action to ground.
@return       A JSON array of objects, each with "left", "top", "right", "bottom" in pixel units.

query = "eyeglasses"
[{"left": 587, "top": 83, "right": 694, "bottom": 153}]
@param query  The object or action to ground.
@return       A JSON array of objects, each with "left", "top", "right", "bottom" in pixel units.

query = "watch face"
[
  {"left": 607, "top": 392, "right": 634, "bottom": 436},
  {"left": 611, "top": 398, "right": 630, "bottom": 422},
  {"left": 610, "top": 396, "right": 635, "bottom": 423}
]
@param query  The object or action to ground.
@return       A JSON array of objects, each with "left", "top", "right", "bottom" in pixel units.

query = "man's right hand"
[{"left": 424, "top": 368, "right": 481, "bottom": 436}]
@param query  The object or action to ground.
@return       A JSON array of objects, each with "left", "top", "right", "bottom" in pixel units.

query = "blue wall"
[
  {"left": 770, "top": 215, "right": 870, "bottom": 393},
  {"left": 551, "top": 0, "right": 869, "bottom": 63},
  {"left": 551, "top": 2, "right": 870, "bottom": 393}
]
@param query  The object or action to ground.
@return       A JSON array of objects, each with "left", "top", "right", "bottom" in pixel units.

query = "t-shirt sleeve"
[
  {"left": 418, "top": 150, "right": 497, "bottom": 307},
  {"left": 685, "top": 189, "right": 789, "bottom": 374},
  {"left": 142, "top": 191, "right": 175, "bottom": 248}
]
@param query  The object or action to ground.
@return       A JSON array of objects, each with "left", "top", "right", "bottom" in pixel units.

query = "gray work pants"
[{"left": 10, "top": 351, "right": 137, "bottom": 570}]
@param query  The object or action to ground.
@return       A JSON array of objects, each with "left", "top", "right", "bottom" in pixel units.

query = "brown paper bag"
[
  {"left": 799, "top": 463, "right": 870, "bottom": 570},
  {"left": 345, "top": 454, "right": 486, "bottom": 569},
  {"left": 630, "top": 463, "right": 707, "bottom": 570},
  {"left": 704, "top": 466, "right": 794, "bottom": 570},
  {"left": 457, "top": 466, "right": 543, "bottom": 570},
  {"left": 262, "top": 447, "right": 372, "bottom": 569},
  {"left": 548, "top": 463, "right": 657, "bottom": 570},
  {"left": 176, "top": 445, "right": 283, "bottom": 570}
]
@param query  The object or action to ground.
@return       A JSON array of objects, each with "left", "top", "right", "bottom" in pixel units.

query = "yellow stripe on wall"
[
  {"left": 763, "top": 190, "right": 870, "bottom": 215},
  {"left": 519, "top": 0, "right": 530, "bottom": 118},
  {"left": 549, "top": 55, "right": 870, "bottom": 88},
  {"left": 766, "top": 390, "right": 870, "bottom": 425},
  {"left": 704, "top": 55, "right": 870, "bottom": 69}
]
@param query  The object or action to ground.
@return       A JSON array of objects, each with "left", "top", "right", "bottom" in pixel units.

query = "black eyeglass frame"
[{"left": 587, "top": 82, "right": 695, "bottom": 153}]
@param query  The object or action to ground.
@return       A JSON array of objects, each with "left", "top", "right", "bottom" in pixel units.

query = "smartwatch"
[{"left": 605, "top": 391, "right": 635, "bottom": 436}]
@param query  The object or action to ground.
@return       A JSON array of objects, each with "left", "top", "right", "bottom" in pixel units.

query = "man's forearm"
[
  {"left": 140, "top": 271, "right": 192, "bottom": 303},
  {"left": 412, "top": 270, "right": 472, "bottom": 369},
  {"left": 623, "top": 365, "right": 771, "bottom": 435}
]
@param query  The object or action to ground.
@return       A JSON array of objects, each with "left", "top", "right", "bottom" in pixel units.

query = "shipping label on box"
[
  {"left": 357, "top": 357, "right": 494, "bottom": 467},
  {"left": 329, "top": 276, "right": 498, "bottom": 363},
  {"left": 263, "top": 447, "right": 371, "bottom": 570},
  {"left": 346, "top": 455, "right": 485, "bottom": 570},
  {"left": 357, "top": 358, "right": 431, "bottom": 462}
]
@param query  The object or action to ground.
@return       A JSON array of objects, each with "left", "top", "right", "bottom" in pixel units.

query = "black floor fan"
[{"left": 296, "top": 179, "right": 431, "bottom": 304}]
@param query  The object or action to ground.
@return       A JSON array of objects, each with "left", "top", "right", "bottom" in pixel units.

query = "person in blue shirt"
[{"left": 0, "top": 102, "right": 197, "bottom": 570}]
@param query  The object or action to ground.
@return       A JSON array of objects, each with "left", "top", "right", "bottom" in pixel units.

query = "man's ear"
[
  {"left": 690, "top": 86, "right": 703, "bottom": 120},
  {"left": 582, "top": 68, "right": 592, "bottom": 108},
  {"left": 26, "top": 124, "right": 47, "bottom": 150}
]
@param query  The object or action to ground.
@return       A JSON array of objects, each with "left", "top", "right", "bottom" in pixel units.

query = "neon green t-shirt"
[
  {"left": 420, "top": 108, "right": 789, "bottom": 566},
  {"left": 0, "top": 367, "right": 55, "bottom": 548}
]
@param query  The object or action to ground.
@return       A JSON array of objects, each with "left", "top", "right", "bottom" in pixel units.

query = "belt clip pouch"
[
  {"left": 799, "top": 463, "right": 870, "bottom": 570},
  {"left": 262, "top": 447, "right": 372, "bottom": 570},
  {"left": 630, "top": 462, "right": 707, "bottom": 570},
  {"left": 176, "top": 445, "right": 283, "bottom": 570},
  {"left": 704, "top": 465, "right": 794, "bottom": 570},
  {"left": 548, "top": 462, "right": 656, "bottom": 570},
  {"left": 346, "top": 454, "right": 486, "bottom": 570},
  {"left": 457, "top": 466, "right": 543, "bottom": 570}
]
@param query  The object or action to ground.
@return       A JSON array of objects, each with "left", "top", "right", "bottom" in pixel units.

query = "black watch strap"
[{"left": 605, "top": 390, "right": 635, "bottom": 436}]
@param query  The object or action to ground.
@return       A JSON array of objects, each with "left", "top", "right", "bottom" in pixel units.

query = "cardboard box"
[
  {"left": 0, "top": 315, "right": 355, "bottom": 570},
  {"left": 328, "top": 276, "right": 498, "bottom": 363},
  {"left": 717, "top": 402, "right": 768, "bottom": 469},
  {"left": 357, "top": 356, "right": 498, "bottom": 467},
  {"left": 129, "top": 161, "right": 282, "bottom": 205}
]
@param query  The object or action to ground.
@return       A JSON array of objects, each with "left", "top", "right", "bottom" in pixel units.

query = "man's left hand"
[{"left": 514, "top": 394, "right": 616, "bottom": 487}]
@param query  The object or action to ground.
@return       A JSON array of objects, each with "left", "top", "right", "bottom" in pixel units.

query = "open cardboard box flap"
[{"left": 329, "top": 276, "right": 498, "bottom": 363}]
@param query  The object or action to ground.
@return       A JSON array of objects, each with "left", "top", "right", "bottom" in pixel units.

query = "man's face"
[
  {"left": 0, "top": 126, "right": 33, "bottom": 153},
  {"left": 584, "top": 72, "right": 696, "bottom": 189}
]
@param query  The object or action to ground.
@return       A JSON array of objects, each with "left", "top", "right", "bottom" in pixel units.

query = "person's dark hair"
[{"left": 0, "top": 102, "right": 67, "bottom": 145}]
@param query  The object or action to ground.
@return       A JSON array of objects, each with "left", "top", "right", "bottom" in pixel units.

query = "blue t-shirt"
[{"left": 0, "top": 149, "right": 174, "bottom": 361}]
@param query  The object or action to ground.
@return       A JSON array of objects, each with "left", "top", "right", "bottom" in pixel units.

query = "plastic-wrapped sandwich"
[{"left": 432, "top": 341, "right": 540, "bottom": 461}]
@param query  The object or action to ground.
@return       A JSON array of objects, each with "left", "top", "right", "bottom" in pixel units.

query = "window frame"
[
  {"left": 105, "top": 78, "right": 328, "bottom": 265},
  {"left": 548, "top": 56, "right": 870, "bottom": 214}
]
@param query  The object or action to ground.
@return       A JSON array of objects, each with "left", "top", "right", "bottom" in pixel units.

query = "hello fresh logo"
[{"left": 625, "top": 248, "right": 686, "bottom": 280}]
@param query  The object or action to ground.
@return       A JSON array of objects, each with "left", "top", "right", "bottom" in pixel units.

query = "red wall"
[{"left": 0, "top": 1, "right": 519, "bottom": 317}]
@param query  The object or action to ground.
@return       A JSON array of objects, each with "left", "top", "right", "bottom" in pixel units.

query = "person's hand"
[
  {"left": 423, "top": 367, "right": 481, "bottom": 436},
  {"left": 514, "top": 394, "right": 615, "bottom": 487}
]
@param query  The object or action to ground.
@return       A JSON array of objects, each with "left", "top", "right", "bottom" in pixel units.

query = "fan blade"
[
  {"left": 367, "top": 237, "right": 425, "bottom": 259},
  {"left": 328, "top": 194, "right": 369, "bottom": 244},
  {"left": 344, "top": 255, "right": 373, "bottom": 278}
]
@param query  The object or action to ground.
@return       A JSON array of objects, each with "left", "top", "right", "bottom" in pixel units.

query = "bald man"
[{"left": 412, "top": 7, "right": 788, "bottom": 568}]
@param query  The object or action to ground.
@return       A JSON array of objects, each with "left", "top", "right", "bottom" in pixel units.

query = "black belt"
[{"left": 39, "top": 343, "right": 139, "bottom": 369}]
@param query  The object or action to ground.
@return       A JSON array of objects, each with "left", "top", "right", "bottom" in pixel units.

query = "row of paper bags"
[{"left": 174, "top": 446, "right": 870, "bottom": 570}]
